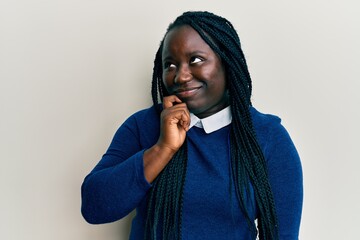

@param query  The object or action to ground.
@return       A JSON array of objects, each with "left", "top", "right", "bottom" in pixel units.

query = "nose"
[{"left": 174, "top": 64, "right": 192, "bottom": 84}]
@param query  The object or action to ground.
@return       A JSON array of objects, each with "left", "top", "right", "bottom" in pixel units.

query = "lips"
[{"left": 174, "top": 86, "right": 202, "bottom": 99}]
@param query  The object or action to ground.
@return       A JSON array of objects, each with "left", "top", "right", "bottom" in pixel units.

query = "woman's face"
[{"left": 162, "top": 25, "right": 228, "bottom": 119}]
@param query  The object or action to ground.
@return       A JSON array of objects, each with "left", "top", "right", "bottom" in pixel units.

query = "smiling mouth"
[{"left": 174, "top": 87, "right": 201, "bottom": 99}]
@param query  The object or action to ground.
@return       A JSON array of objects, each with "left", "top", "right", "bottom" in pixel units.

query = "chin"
[{"left": 187, "top": 104, "right": 206, "bottom": 116}]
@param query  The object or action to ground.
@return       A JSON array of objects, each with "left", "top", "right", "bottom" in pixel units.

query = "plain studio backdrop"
[{"left": 0, "top": 0, "right": 359, "bottom": 239}]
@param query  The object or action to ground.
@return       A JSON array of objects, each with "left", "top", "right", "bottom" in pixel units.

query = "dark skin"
[
  {"left": 143, "top": 25, "right": 228, "bottom": 183},
  {"left": 162, "top": 25, "right": 228, "bottom": 119}
]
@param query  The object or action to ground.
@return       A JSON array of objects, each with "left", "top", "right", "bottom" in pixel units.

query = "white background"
[{"left": 1, "top": 0, "right": 359, "bottom": 239}]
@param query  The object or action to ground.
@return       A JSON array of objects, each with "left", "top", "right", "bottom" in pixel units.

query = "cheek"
[
  {"left": 209, "top": 69, "right": 227, "bottom": 93},
  {"left": 162, "top": 73, "right": 170, "bottom": 88},
  {"left": 162, "top": 73, "right": 173, "bottom": 94},
  {"left": 215, "top": 66, "right": 227, "bottom": 91}
]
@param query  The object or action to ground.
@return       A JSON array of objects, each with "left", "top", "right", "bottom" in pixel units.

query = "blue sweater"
[{"left": 81, "top": 106, "right": 303, "bottom": 240}]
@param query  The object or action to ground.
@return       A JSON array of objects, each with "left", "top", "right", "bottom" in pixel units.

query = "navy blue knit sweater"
[{"left": 81, "top": 106, "right": 303, "bottom": 240}]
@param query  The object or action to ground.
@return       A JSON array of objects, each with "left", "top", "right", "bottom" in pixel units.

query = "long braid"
[
  {"left": 146, "top": 11, "right": 279, "bottom": 240},
  {"left": 145, "top": 142, "right": 188, "bottom": 239},
  {"left": 151, "top": 42, "right": 165, "bottom": 114}
]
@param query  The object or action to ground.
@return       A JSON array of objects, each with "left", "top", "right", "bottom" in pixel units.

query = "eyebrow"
[
  {"left": 188, "top": 50, "right": 207, "bottom": 55},
  {"left": 162, "top": 50, "right": 208, "bottom": 61}
]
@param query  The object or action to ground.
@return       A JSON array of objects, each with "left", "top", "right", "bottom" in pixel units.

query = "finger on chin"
[{"left": 163, "top": 95, "right": 182, "bottom": 108}]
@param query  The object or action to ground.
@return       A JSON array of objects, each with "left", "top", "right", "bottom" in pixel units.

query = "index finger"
[{"left": 162, "top": 95, "right": 183, "bottom": 109}]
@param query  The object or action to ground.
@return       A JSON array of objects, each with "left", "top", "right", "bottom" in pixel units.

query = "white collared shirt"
[{"left": 189, "top": 106, "right": 232, "bottom": 134}]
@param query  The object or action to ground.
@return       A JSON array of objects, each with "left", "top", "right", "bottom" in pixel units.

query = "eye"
[
  {"left": 163, "top": 62, "right": 176, "bottom": 70},
  {"left": 190, "top": 56, "right": 203, "bottom": 64}
]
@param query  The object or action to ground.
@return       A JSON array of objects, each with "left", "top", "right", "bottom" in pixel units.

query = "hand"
[
  {"left": 143, "top": 95, "right": 190, "bottom": 183},
  {"left": 157, "top": 95, "right": 190, "bottom": 153}
]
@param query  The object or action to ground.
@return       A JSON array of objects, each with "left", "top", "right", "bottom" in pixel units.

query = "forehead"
[{"left": 162, "top": 25, "right": 213, "bottom": 58}]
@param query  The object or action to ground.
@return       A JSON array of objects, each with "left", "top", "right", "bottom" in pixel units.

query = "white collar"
[{"left": 189, "top": 106, "right": 232, "bottom": 134}]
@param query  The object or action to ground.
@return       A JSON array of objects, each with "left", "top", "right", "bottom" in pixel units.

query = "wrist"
[
  {"left": 143, "top": 143, "right": 177, "bottom": 183},
  {"left": 154, "top": 141, "right": 178, "bottom": 157}
]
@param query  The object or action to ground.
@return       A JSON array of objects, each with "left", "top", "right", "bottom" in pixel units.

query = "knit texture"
[{"left": 81, "top": 106, "right": 303, "bottom": 240}]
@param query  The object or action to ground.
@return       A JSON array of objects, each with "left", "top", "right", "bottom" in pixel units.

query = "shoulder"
[
  {"left": 112, "top": 105, "right": 160, "bottom": 147},
  {"left": 250, "top": 106, "right": 282, "bottom": 135},
  {"left": 125, "top": 105, "right": 160, "bottom": 127},
  {"left": 250, "top": 106, "right": 293, "bottom": 153},
  {"left": 120, "top": 104, "right": 161, "bottom": 138},
  {"left": 250, "top": 106, "right": 300, "bottom": 163},
  {"left": 129, "top": 104, "right": 161, "bottom": 140}
]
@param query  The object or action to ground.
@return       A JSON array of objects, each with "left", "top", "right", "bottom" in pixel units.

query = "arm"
[
  {"left": 81, "top": 113, "right": 152, "bottom": 224},
  {"left": 264, "top": 122, "right": 303, "bottom": 240},
  {"left": 81, "top": 96, "right": 190, "bottom": 224},
  {"left": 143, "top": 95, "right": 190, "bottom": 182}
]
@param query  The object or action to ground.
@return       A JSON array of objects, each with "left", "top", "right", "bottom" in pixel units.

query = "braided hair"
[{"left": 146, "top": 11, "right": 279, "bottom": 240}]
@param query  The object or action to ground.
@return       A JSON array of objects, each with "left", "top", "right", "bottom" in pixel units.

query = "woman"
[{"left": 81, "top": 11, "right": 303, "bottom": 240}]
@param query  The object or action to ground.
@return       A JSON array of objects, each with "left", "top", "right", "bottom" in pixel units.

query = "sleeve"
[
  {"left": 264, "top": 121, "right": 303, "bottom": 240},
  {"left": 81, "top": 114, "right": 152, "bottom": 224}
]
